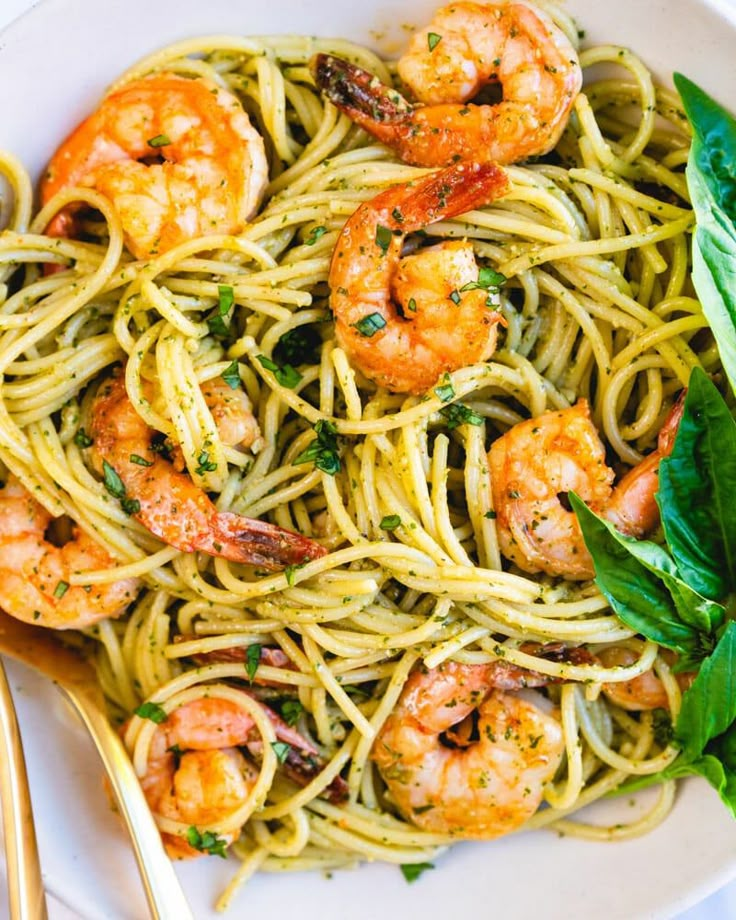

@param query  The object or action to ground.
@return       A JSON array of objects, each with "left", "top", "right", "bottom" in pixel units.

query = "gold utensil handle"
[
  {"left": 0, "top": 658, "right": 47, "bottom": 920},
  {"left": 59, "top": 686, "right": 193, "bottom": 920}
]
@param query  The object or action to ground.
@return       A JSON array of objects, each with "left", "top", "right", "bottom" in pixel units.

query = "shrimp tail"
[
  {"left": 395, "top": 159, "right": 510, "bottom": 228},
  {"left": 310, "top": 53, "right": 413, "bottom": 129},
  {"left": 210, "top": 513, "right": 327, "bottom": 570},
  {"left": 657, "top": 388, "right": 686, "bottom": 454}
]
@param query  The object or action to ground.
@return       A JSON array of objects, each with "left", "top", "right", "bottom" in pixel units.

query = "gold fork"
[
  {"left": 0, "top": 656, "right": 47, "bottom": 919},
  {"left": 0, "top": 610, "right": 193, "bottom": 920}
]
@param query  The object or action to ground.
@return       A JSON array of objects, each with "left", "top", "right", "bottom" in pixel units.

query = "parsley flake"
[
  {"left": 294, "top": 419, "right": 341, "bottom": 475},
  {"left": 186, "top": 827, "right": 228, "bottom": 858},
  {"left": 53, "top": 580, "right": 69, "bottom": 599},
  {"left": 74, "top": 428, "right": 93, "bottom": 448},
  {"left": 427, "top": 32, "right": 442, "bottom": 52},
  {"left": 256, "top": 354, "right": 303, "bottom": 389},
  {"left": 147, "top": 134, "right": 171, "bottom": 148},
  {"left": 134, "top": 701, "right": 168, "bottom": 724},
  {"left": 222, "top": 360, "right": 241, "bottom": 390},
  {"left": 434, "top": 379, "right": 455, "bottom": 403},
  {"left": 440, "top": 403, "right": 483, "bottom": 430},
  {"left": 352, "top": 313, "right": 387, "bottom": 337},
  {"left": 305, "top": 225, "right": 327, "bottom": 245},
  {"left": 281, "top": 699, "right": 304, "bottom": 726},
  {"left": 375, "top": 225, "right": 393, "bottom": 253},
  {"left": 271, "top": 741, "right": 291, "bottom": 764},
  {"left": 379, "top": 514, "right": 401, "bottom": 531}
]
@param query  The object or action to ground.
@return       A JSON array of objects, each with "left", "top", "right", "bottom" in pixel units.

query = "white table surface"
[{"left": 1, "top": 0, "right": 736, "bottom": 917}]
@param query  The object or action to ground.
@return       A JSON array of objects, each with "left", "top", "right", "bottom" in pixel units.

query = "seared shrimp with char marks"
[
  {"left": 0, "top": 476, "right": 140, "bottom": 629},
  {"left": 372, "top": 660, "right": 564, "bottom": 837},
  {"left": 330, "top": 160, "right": 509, "bottom": 394},
  {"left": 88, "top": 373, "right": 325, "bottom": 570},
  {"left": 311, "top": 1, "right": 581, "bottom": 168},
  {"left": 488, "top": 396, "right": 684, "bottom": 580},
  {"left": 141, "top": 694, "right": 346, "bottom": 857},
  {"left": 598, "top": 647, "right": 694, "bottom": 712},
  {"left": 41, "top": 73, "right": 268, "bottom": 259}
]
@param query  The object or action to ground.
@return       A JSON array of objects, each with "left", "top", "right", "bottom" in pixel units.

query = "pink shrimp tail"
[{"left": 211, "top": 513, "right": 327, "bottom": 570}]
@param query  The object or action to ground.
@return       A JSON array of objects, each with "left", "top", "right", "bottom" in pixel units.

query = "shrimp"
[
  {"left": 372, "top": 660, "right": 564, "bottom": 837},
  {"left": 141, "top": 694, "right": 346, "bottom": 857},
  {"left": 200, "top": 378, "right": 263, "bottom": 453},
  {"left": 488, "top": 397, "right": 684, "bottom": 580},
  {"left": 330, "top": 160, "right": 509, "bottom": 394},
  {"left": 88, "top": 373, "right": 326, "bottom": 569},
  {"left": 40, "top": 73, "right": 268, "bottom": 259},
  {"left": 598, "top": 647, "right": 694, "bottom": 712},
  {"left": 0, "top": 476, "right": 140, "bottom": 629},
  {"left": 310, "top": 1, "right": 581, "bottom": 168}
]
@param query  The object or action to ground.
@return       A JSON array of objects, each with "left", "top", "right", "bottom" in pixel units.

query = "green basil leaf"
[
  {"left": 134, "top": 701, "right": 168, "bottom": 724},
  {"left": 674, "top": 74, "right": 736, "bottom": 392},
  {"left": 570, "top": 494, "right": 699, "bottom": 653},
  {"left": 675, "top": 620, "right": 736, "bottom": 761},
  {"left": 222, "top": 360, "right": 241, "bottom": 390},
  {"left": 245, "top": 643, "right": 262, "bottom": 682},
  {"left": 657, "top": 367, "right": 736, "bottom": 600},
  {"left": 280, "top": 699, "right": 304, "bottom": 726},
  {"left": 400, "top": 862, "right": 435, "bottom": 883},
  {"left": 271, "top": 740, "right": 291, "bottom": 764}
]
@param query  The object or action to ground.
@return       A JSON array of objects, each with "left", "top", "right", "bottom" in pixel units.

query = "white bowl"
[{"left": 1, "top": 1, "right": 736, "bottom": 918}]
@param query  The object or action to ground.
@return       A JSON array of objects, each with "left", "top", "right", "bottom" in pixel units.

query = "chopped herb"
[
  {"left": 375, "top": 224, "right": 393, "bottom": 253},
  {"left": 427, "top": 31, "right": 442, "bottom": 52},
  {"left": 246, "top": 643, "right": 262, "bottom": 682},
  {"left": 120, "top": 497, "right": 141, "bottom": 516},
  {"left": 256, "top": 353, "right": 303, "bottom": 389},
  {"left": 400, "top": 862, "right": 435, "bottom": 883},
  {"left": 448, "top": 289, "right": 462, "bottom": 305},
  {"left": 352, "top": 313, "right": 387, "bottom": 337},
  {"left": 440, "top": 402, "right": 483, "bottom": 429},
  {"left": 305, "top": 225, "right": 327, "bottom": 245},
  {"left": 271, "top": 741, "right": 291, "bottom": 764},
  {"left": 281, "top": 699, "right": 304, "bottom": 726},
  {"left": 102, "top": 460, "right": 126, "bottom": 499},
  {"left": 218, "top": 285, "right": 234, "bottom": 314},
  {"left": 134, "top": 701, "right": 168, "bottom": 724},
  {"left": 391, "top": 207, "right": 404, "bottom": 223},
  {"left": 222, "top": 360, "right": 241, "bottom": 390},
  {"left": 379, "top": 514, "right": 402, "bottom": 531},
  {"left": 285, "top": 562, "right": 307, "bottom": 586},
  {"left": 53, "top": 580, "right": 69, "bottom": 599},
  {"left": 195, "top": 451, "right": 217, "bottom": 475},
  {"left": 275, "top": 325, "right": 321, "bottom": 366},
  {"left": 459, "top": 266, "right": 507, "bottom": 293},
  {"left": 207, "top": 312, "right": 230, "bottom": 338},
  {"left": 294, "top": 419, "right": 341, "bottom": 475},
  {"left": 129, "top": 453, "right": 154, "bottom": 467},
  {"left": 74, "top": 428, "right": 93, "bottom": 448},
  {"left": 186, "top": 827, "right": 228, "bottom": 858},
  {"left": 147, "top": 134, "right": 171, "bottom": 148},
  {"left": 407, "top": 298, "right": 417, "bottom": 312},
  {"left": 434, "top": 379, "right": 455, "bottom": 403},
  {"left": 484, "top": 510, "right": 497, "bottom": 519},
  {"left": 207, "top": 285, "right": 235, "bottom": 338}
]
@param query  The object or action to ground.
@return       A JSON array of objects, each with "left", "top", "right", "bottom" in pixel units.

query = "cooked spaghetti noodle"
[{"left": 0, "top": 3, "right": 717, "bottom": 911}]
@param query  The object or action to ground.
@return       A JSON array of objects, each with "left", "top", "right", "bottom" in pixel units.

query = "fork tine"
[{"left": 0, "top": 657, "right": 48, "bottom": 920}]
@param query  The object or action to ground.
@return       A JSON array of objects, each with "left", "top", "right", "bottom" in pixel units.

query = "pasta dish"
[{"left": 1, "top": 0, "right": 734, "bottom": 910}]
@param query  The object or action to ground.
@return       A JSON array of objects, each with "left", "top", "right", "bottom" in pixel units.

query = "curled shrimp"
[
  {"left": 40, "top": 73, "right": 268, "bottom": 259},
  {"left": 598, "top": 647, "right": 694, "bottom": 712},
  {"left": 372, "top": 660, "right": 564, "bottom": 837},
  {"left": 0, "top": 476, "right": 140, "bottom": 629},
  {"left": 330, "top": 160, "right": 509, "bottom": 394},
  {"left": 141, "top": 694, "right": 346, "bottom": 857},
  {"left": 310, "top": 1, "right": 581, "bottom": 168},
  {"left": 200, "top": 377, "right": 263, "bottom": 454},
  {"left": 488, "top": 397, "right": 684, "bottom": 580},
  {"left": 88, "top": 373, "right": 325, "bottom": 569}
]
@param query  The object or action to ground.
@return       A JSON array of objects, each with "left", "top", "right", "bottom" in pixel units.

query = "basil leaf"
[
  {"left": 570, "top": 494, "right": 700, "bottom": 654},
  {"left": 102, "top": 460, "right": 126, "bottom": 499},
  {"left": 147, "top": 134, "right": 171, "bottom": 148},
  {"left": 674, "top": 74, "right": 736, "bottom": 392},
  {"left": 427, "top": 32, "right": 442, "bottom": 52},
  {"left": 294, "top": 419, "right": 341, "bottom": 475},
  {"left": 271, "top": 741, "right": 291, "bottom": 764},
  {"left": 281, "top": 699, "right": 304, "bottom": 726},
  {"left": 245, "top": 643, "right": 262, "bottom": 682},
  {"left": 186, "top": 826, "right": 228, "bottom": 858},
  {"left": 657, "top": 367, "right": 736, "bottom": 600},
  {"left": 379, "top": 514, "right": 401, "bottom": 531},
  {"left": 675, "top": 620, "right": 736, "bottom": 761},
  {"left": 400, "top": 862, "right": 435, "bottom": 883},
  {"left": 352, "top": 313, "right": 386, "bottom": 337},
  {"left": 222, "top": 360, "right": 241, "bottom": 390},
  {"left": 134, "top": 701, "right": 168, "bottom": 724}
]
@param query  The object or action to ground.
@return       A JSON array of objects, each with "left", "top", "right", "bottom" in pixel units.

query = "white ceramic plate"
[{"left": 2, "top": 1, "right": 736, "bottom": 918}]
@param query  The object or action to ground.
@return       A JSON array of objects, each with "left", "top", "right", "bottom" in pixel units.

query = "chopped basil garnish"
[
  {"left": 352, "top": 313, "right": 387, "bottom": 337},
  {"left": 400, "top": 862, "right": 435, "bottom": 883},
  {"left": 195, "top": 451, "right": 217, "bottom": 475},
  {"left": 147, "top": 134, "right": 171, "bottom": 148},
  {"left": 305, "top": 225, "right": 327, "bottom": 245},
  {"left": 74, "top": 428, "right": 93, "bottom": 448},
  {"left": 375, "top": 224, "right": 393, "bottom": 253},
  {"left": 294, "top": 419, "right": 341, "bottom": 475},
  {"left": 281, "top": 699, "right": 304, "bottom": 726},
  {"left": 102, "top": 460, "right": 126, "bottom": 499},
  {"left": 434, "top": 379, "right": 455, "bottom": 403},
  {"left": 256, "top": 353, "right": 303, "bottom": 389},
  {"left": 459, "top": 266, "right": 507, "bottom": 293},
  {"left": 129, "top": 453, "right": 154, "bottom": 467},
  {"left": 221, "top": 360, "right": 241, "bottom": 390},
  {"left": 407, "top": 298, "right": 417, "bottom": 312},
  {"left": 448, "top": 289, "right": 462, "bottom": 305},
  {"left": 271, "top": 741, "right": 291, "bottom": 764},
  {"left": 379, "top": 514, "right": 401, "bottom": 531},
  {"left": 53, "top": 580, "right": 69, "bottom": 599},
  {"left": 245, "top": 643, "right": 262, "bottom": 682},
  {"left": 134, "top": 701, "right": 168, "bottom": 724},
  {"left": 285, "top": 561, "right": 307, "bottom": 586},
  {"left": 207, "top": 285, "right": 235, "bottom": 338},
  {"left": 440, "top": 402, "right": 483, "bottom": 429},
  {"left": 427, "top": 32, "right": 442, "bottom": 52},
  {"left": 186, "top": 827, "right": 228, "bottom": 858}
]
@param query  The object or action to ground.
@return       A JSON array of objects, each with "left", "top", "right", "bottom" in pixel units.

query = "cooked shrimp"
[
  {"left": 0, "top": 476, "right": 140, "bottom": 629},
  {"left": 330, "top": 160, "right": 509, "bottom": 393},
  {"left": 88, "top": 373, "right": 325, "bottom": 569},
  {"left": 200, "top": 378, "right": 263, "bottom": 453},
  {"left": 310, "top": 1, "right": 581, "bottom": 168},
  {"left": 372, "top": 660, "right": 564, "bottom": 837},
  {"left": 40, "top": 73, "right": 268, "bottom": 259},
  {"left": 488, "top": 397, "right": 684, "bottom": 580},
  {"left": 141, "top": 694, "right": 346, "bottom": 856},
  {"left": 599, "top": 647, "right": 694, "bottom": 712}
]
